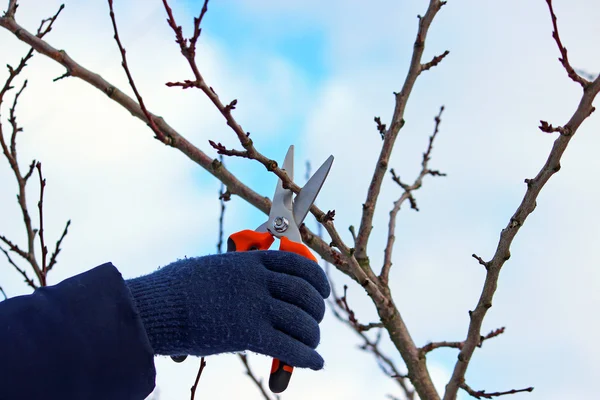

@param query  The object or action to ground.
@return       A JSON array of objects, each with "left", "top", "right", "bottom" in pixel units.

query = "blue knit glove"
[{"left": 125, "top": 251, "right": 330, "bottom": 370}]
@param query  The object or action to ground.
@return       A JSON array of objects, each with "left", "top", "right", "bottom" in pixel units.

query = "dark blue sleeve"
[{"left": 0, "top": 263, "right": 156, "bottom": 400}]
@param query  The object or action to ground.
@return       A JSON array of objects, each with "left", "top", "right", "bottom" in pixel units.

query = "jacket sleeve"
[{"left": 0, "top": 263, "right": 156, "bottom": 400}]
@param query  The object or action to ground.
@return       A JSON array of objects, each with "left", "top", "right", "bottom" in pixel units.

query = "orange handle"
[
  {"left": 279, "top": 236, "right": 317, "bottom": 262},
  {"left": 267, "top": 236, "right": 317, "bottom": 393},
  {"left": 228, "top": 231, "right": 317, "bottom": 394},
  {"left": 227, "top": 230, "right": 274, "bottom": 252},
  {"left": 227, "top": 230, "right": 292, "bottom": 393}
]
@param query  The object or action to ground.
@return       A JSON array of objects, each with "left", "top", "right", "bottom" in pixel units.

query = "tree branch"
[
  {"left": 354, "top": 0, "right": 447, "bottom": 270},
  {"left": 0, "top": 245, "right": 37, "bottom": 289},
  {"left": 107, "top": 0, "right": 170, "bottom": 144},
  {"left": 460, "top": 382, "right": 533, "bottom": 400},
  {"left": 36, "top": 162, "right": 48, "bottom": 280},
  {"left": 381, "top": 106, "right": 445, "bottom": 285},
  {"left": 0, "top": 5, "right": 68, "bottom": 289},
  {"left": 238, "top": 354, "right": 280, "bottom": 400},
  {"left": 189, "top": 357, "right": 206, "bottom": 400},
  {"left": 1, "top": 77, "right": 42, "bottom": 284},
  {"left": 419, "top": 327, "right": 505, "bottom": 357},
  {"left": 0, "top": 5, "right": 346, "bottom": 275},
  {"left": 442, "top": 15, "right": 600, "bottom": 400},
  {"left": 47, "top": 219, "right": 71, "bottom": 273},
  {"left": 327, "top": 274, "right": 414, "bottom": 400},
  {"left": 544, "top": 0, "right": 589, "bottom": 88}
]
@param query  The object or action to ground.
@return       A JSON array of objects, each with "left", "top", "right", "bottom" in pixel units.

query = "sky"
[{"left": 0, "top": 0, "right": 599, "bottom": 399}]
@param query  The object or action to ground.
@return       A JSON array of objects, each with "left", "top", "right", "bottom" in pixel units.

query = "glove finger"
[
  {"left": 268, "top": 273, "right": 325, "bottom": 322},
  {"left": 250, "top": 325, "right": 325, "bottom": 370},
  {"left": 259, "top": 251, "right": 331, "bottom": 298},
  {"left": 269, "top": 299, "right": 321, "bottom": 349}
]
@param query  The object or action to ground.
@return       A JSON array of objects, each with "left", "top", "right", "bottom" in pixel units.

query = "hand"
[{"left": 126, "top": 251, "right": 331, "bottom": 370}]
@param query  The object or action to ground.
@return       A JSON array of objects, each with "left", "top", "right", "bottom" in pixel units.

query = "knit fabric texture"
[{"left": 125, "top": 250, "right": 330, "bottom": 370}]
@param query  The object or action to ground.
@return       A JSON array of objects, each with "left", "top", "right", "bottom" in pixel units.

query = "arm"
[
  {"left": 0, "top": 250, "right": 329, "bottom": 400},
  {"left": 0, "top": 263, "right": 156, "bottom": 400}
]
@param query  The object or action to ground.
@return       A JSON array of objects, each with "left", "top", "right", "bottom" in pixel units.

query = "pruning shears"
[
  {"left": 173, "top": 145, "right": 333, "bottom": 393},
  {"left": 227, "top": 145, "right": 334, "bottom": 393}
]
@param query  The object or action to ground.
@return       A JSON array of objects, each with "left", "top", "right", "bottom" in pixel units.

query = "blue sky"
[{"left": 1, "top": 1, "right": 600, "bottom": 399}]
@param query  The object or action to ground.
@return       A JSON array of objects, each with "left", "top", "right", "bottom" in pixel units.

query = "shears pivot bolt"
[{"left": 273, "top": 217, "right": 289, "bottom": 233}]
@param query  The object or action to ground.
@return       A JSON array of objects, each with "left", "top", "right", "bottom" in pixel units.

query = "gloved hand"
[{"left": 125, "top": 251, "right": 330, "bottom": 370}]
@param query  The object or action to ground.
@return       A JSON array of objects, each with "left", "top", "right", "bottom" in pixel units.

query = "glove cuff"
[{"left": 125, "top": 269, "right": 189, "bottom": 356}]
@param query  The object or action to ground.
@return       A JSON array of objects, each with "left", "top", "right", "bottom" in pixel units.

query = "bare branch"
[
  {"left": 107, "top": 0, "right": 170, "bottom": 144},
  {"left": 0, "top": 245, "right": 37, "bottom": 289},
  {"left": 420, "top": 340, "right": 463, "bottom": 354},
  {"left": 354, "top": 0, "right": 446, "bottom": 273},
  {"left": 189, "top": 357, "right": 206, "bottom": 400},
  {"left": 472, "top": 253, "right": 489, "bottom": 270},
  {"left": 544, "top": 0, "right": 588, "bottom": 87},
  {"left": 443, "top": 23, "right": 600, "bottom": 400},
  {"left": 36, "top": 162, "right": 48, "bottom": 277},
  {"left": 480, "top": 327, "right": 505, "bottom": 344},
  {"left": 217, "top": 156, "right": 226, "bottom": 254},
  {"left": 0, "top": 5, "right": 69, "bottom": 289},
  {"left": 47, "top": 219, "right": 71, "bottom": 273},
  {"left": 208, "top": 140, "right": 250, "bottom": 158},
  {"left": 421, "top": 50, "right": 450, "bottom": 72},
  {"left": 381, "top": 106, "right": 445, "bottom": 285},
  {"left": 36, "top": 4, "right": 64, "bottom": 37},
  {"left": 420, "top": 327, "right": 505, "bottom": 357},
  {"left": 238, "top": 355, "right": 280, "bottom": 400},
  {"left": 0, "top": 77, "right": 42, "bottom": 284},
  {"left": 460, "top": 382, "right": 533, "bottom": 400},
  {"left": 0, "top": 285, "right": 6, "bottom": 300},
  {"left": 327, "top": 281, "right": 414, "bottom": 400},
  {"left": 0, "top": 8, "right": 345, "bottom": 273}
]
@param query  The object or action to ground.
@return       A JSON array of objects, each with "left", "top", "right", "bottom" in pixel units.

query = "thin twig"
[
  {"left": 36, "top": 162, "right": 48, "bottom": 281},
  {"left": 189, "top": 357, "right": 206, "bottom": 400},
  {"left": 460, "top": 382, "right": 533, "bottom": 399},
  {"left": 0, "top": 245, "right": 37, "bottom": 289},
  {"left": 544, "top": 0, "right": 588, "bottom": 88},
  {"left": 0, "top": 286, "right": 6, "bottom": 300},
  {"left": 238, "top": 355, "right": 279, "bottom": 400},
  {"left": 107, "top": 0, "right": 170, "bottom": 144},
  {"left": 381, "top": 106, "right": 446, "bottom": 285},
  {"left": 217, "top": 155, "right": 226, "bottom": 255},
  {"left": 419, "top": 327, "right": 505, "bottom": 356},
  {"left": 1, "top": 77, "right": 42, "bottom": 285},
  {"left": 47, "top": 219, "right": 71, "bottom": 273}
]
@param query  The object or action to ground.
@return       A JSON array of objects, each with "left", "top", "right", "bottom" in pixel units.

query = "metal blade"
[
  {"left": 260, "top": 145, "right": 298, "bottom": 239},
  {"left": 270, "top": 145, "right": 294, "bottom": 217},
  {"left": 293, "top": 155, "right": 334, "bottom": 225},
  {"left": 282, "top": 145, "right": 294, "bottom": 182}
]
